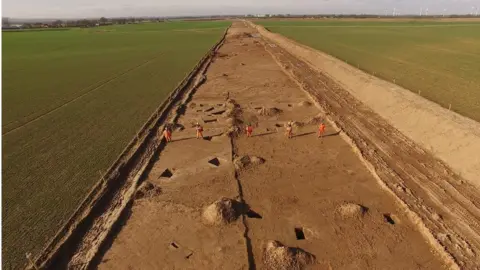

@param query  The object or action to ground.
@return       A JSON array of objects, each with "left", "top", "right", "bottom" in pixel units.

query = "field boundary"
[
  {"left": 252, "top": 22, "right": 480, "bottom": 188},
  {"left": 28, "top": 26, "right": 230, "bottom": 269}
]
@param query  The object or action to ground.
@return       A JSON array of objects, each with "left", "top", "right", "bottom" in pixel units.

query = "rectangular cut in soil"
[
  {"left": 294, "top": 228, "right": 306, "bottom": 240},
  {"left": 208, "top": 157, "right": 220, "bottom": 167},
  {"left": 203, "top": 118, "right": 218, "bottom": 123},
  {"left": 159, "top": 168, "right": 173, "bottom": 178}
]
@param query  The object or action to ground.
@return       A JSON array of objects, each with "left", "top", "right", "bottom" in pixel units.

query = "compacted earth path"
[{"left": 94, "top": 21, "right": 479, "bottom": 269}]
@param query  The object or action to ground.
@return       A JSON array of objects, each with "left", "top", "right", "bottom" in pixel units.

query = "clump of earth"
[
  {"left": 263, "top": 240, "right": 316, "bottom": 270},
  {"left": 234, "top": 155, "right": 265, "bottom": 170},
  {"left": 223, "top": 125, "right": 241, "bottom": 138},
  {"left": 225, "top": 99, "right": 242, "bottom": 118},
  {"left": 258, "top": 107, "right": 283, "bottom": 116},
  {"left": 285, "top": 121, "right": 304, "bottom": 128},
  {"left": 337, "top": 202, "right": 368, "bottom": 218},
  {"left": 203, "top": 197, "right": 240, "bottom": 225},
  {"left": 135, "top": 181, "right": 162, "bottom": 200},
  {"left": 306, "top": 115, "right": 324, "bottom": 125}
]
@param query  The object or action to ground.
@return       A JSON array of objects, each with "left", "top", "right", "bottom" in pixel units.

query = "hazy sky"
[{"left": 3, "top": 0, "right": 480, "bottom": 18}]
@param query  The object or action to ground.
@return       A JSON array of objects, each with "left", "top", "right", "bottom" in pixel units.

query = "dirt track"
[{"left": 92, "top": 21, "right": 480, "bottom": 269}]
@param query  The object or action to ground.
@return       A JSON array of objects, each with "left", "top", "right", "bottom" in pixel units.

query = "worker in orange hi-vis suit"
[
  {"left": 245, "top": 123, "right": 253, "bottom": 137},
  {"left": 285, "top": 121, "right": 293, "bottom": 139},
  {"left": 163, "top": 126, "right": 172, "bottom": 142},
  {"left": 195, "top": 122, "right": 204, "bottom": 139},
  {"left": 318, "top": 123, "right": 326, "bottom": 138}
]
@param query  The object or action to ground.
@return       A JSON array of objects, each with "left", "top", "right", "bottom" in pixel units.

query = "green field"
[
  {"left": 2, "top": 21, "right": 229, "bottom": 269},
  {"left": 258, "top": 20, "right": 480, "bottom": 121}
]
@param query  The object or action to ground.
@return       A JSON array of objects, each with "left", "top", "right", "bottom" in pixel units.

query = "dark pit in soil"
[
  {"left": 160, "top": 169, "right": 173, "bottom": 178},
  {"left": 295, "top": 227, "right": 306, "bottom": 240},
  {"left": 383, "top": 214, "right": 396, "bottom": 225},
  {"left": 208, "top": 158, "right": 220, "bottom": 167}
]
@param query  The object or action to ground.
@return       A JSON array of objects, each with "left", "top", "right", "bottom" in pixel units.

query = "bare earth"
[
  {"left": 90, "top": 21, "right": 480, "bottom": 269},
  {"left": 253, "top": 22, "right": 480, "bottom": 189},
  {"left": 253, "top": 22, "right": 480, "bottom": 268}
]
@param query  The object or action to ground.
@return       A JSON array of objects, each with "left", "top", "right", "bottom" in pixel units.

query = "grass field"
[
  {"left": 2, "top": 21, "right": 229, "bottom": 269},
  {"left": 258, "top": 20, "right": 480, "bottom": 122}
]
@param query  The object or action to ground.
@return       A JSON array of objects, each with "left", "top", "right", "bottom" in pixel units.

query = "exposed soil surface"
[
  {"left": 254, "top": 21, "right": 480, "bottom": 269},
  {"left": 254, "top": 22, "right": 480, "bottom": 189},
  {"left": 96, "top": 21, "right": 479, "bottom": 269}
]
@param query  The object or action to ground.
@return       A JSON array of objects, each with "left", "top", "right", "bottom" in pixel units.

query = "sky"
[{"left": 3, "top": 0, "right": 480, "bottom": 19}]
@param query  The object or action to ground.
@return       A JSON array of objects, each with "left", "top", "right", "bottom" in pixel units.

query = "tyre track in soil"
[
  {"left": 254, "top": 23, "right": 480, "bottom": 269},
  {"left": 3, "top": 55, "right": 160, "bottom": 135}
]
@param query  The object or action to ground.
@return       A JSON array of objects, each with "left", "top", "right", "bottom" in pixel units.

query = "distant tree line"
[
  {"left": 2, "top": 16, "right": 168, "bottom": 31},
  {"left": 249, "top": 14, "right": 480, "bottom": 19},
  {"left": 3, "top": 13, "right": 479, "bottom": 31}
]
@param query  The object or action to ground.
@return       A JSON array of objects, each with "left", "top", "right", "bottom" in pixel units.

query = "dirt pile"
[
  {"left": 202, "top": 198, "right": 240, "bottom": 225},
  {"left": 286, "top": 121, "right": 305, "bottom": 128},
  {"left": 135, "top": 181, "right": 162, "bottom": 200},
  {"left": 226, "top": 98, "right": 239, "bottom": 108},
  {"left": 337, "top": 203, "right": 368, "bottom": 218},
  {"left": 234, "top": 155, "right": 265, "bottom": 170},
  {"left": 225, "top": 99, "right": 242, "bottom": 118},
  {"left": 306, "top": 115, "right": 324, "bottom": 125},
  {"left": 223, "top": 125, "right": 241, "bottom": 138},
  {"left": 263, "top": 240, "right": 316, "bottom": 270},
  {"left": 223, "top": 99, "right": 243, "bottom": 137},
  {"left": 258, "top": 107, "right": 283, "bottom": 116}
]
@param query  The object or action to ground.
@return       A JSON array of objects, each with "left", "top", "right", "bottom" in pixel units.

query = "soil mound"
[
  {"left": 263, "top": 240, "right": 316, "bottom": 270},
  {"left": 258, "top": 107, "right": 283, "bottom": 116},
  {"left": 225, "top": 99, "right": 242, "bottom": 118},
  {"left": 337, "top": 203, "right": 368, "bottom": 218},
  {"left": 223, "top": 125, "right": 241, "bottom": 138},
  {"left": 287, "top": 121, "right": 304, "bottom": 128},
  {"left": 234, "top": 155, "right": 265, "bottom": 170},
  {"left": 298, "top": 101, "right": 312, "bottom": 107},
  {"left": 306, "top": 115, "right": 324, "bottom": 125},
  {"left": 226, "top": 99, "right": 239, "bottom": 108},
  {"left": 135, "top": 181, "right": 162, "bottom": 200},
  {"left": 203, "top": 197, "right": 240, "bottom": 225}
]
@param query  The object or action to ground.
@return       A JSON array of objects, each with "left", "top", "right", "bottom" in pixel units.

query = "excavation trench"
[
  {"left": 28, "top": 27, "right": 230, "bottom": 270},
  {"left": 257, "top": 21, "right": 480, "bottom": 269},
  {"left": 94, "top": 21, "right": 453, "bottom": 270}
]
